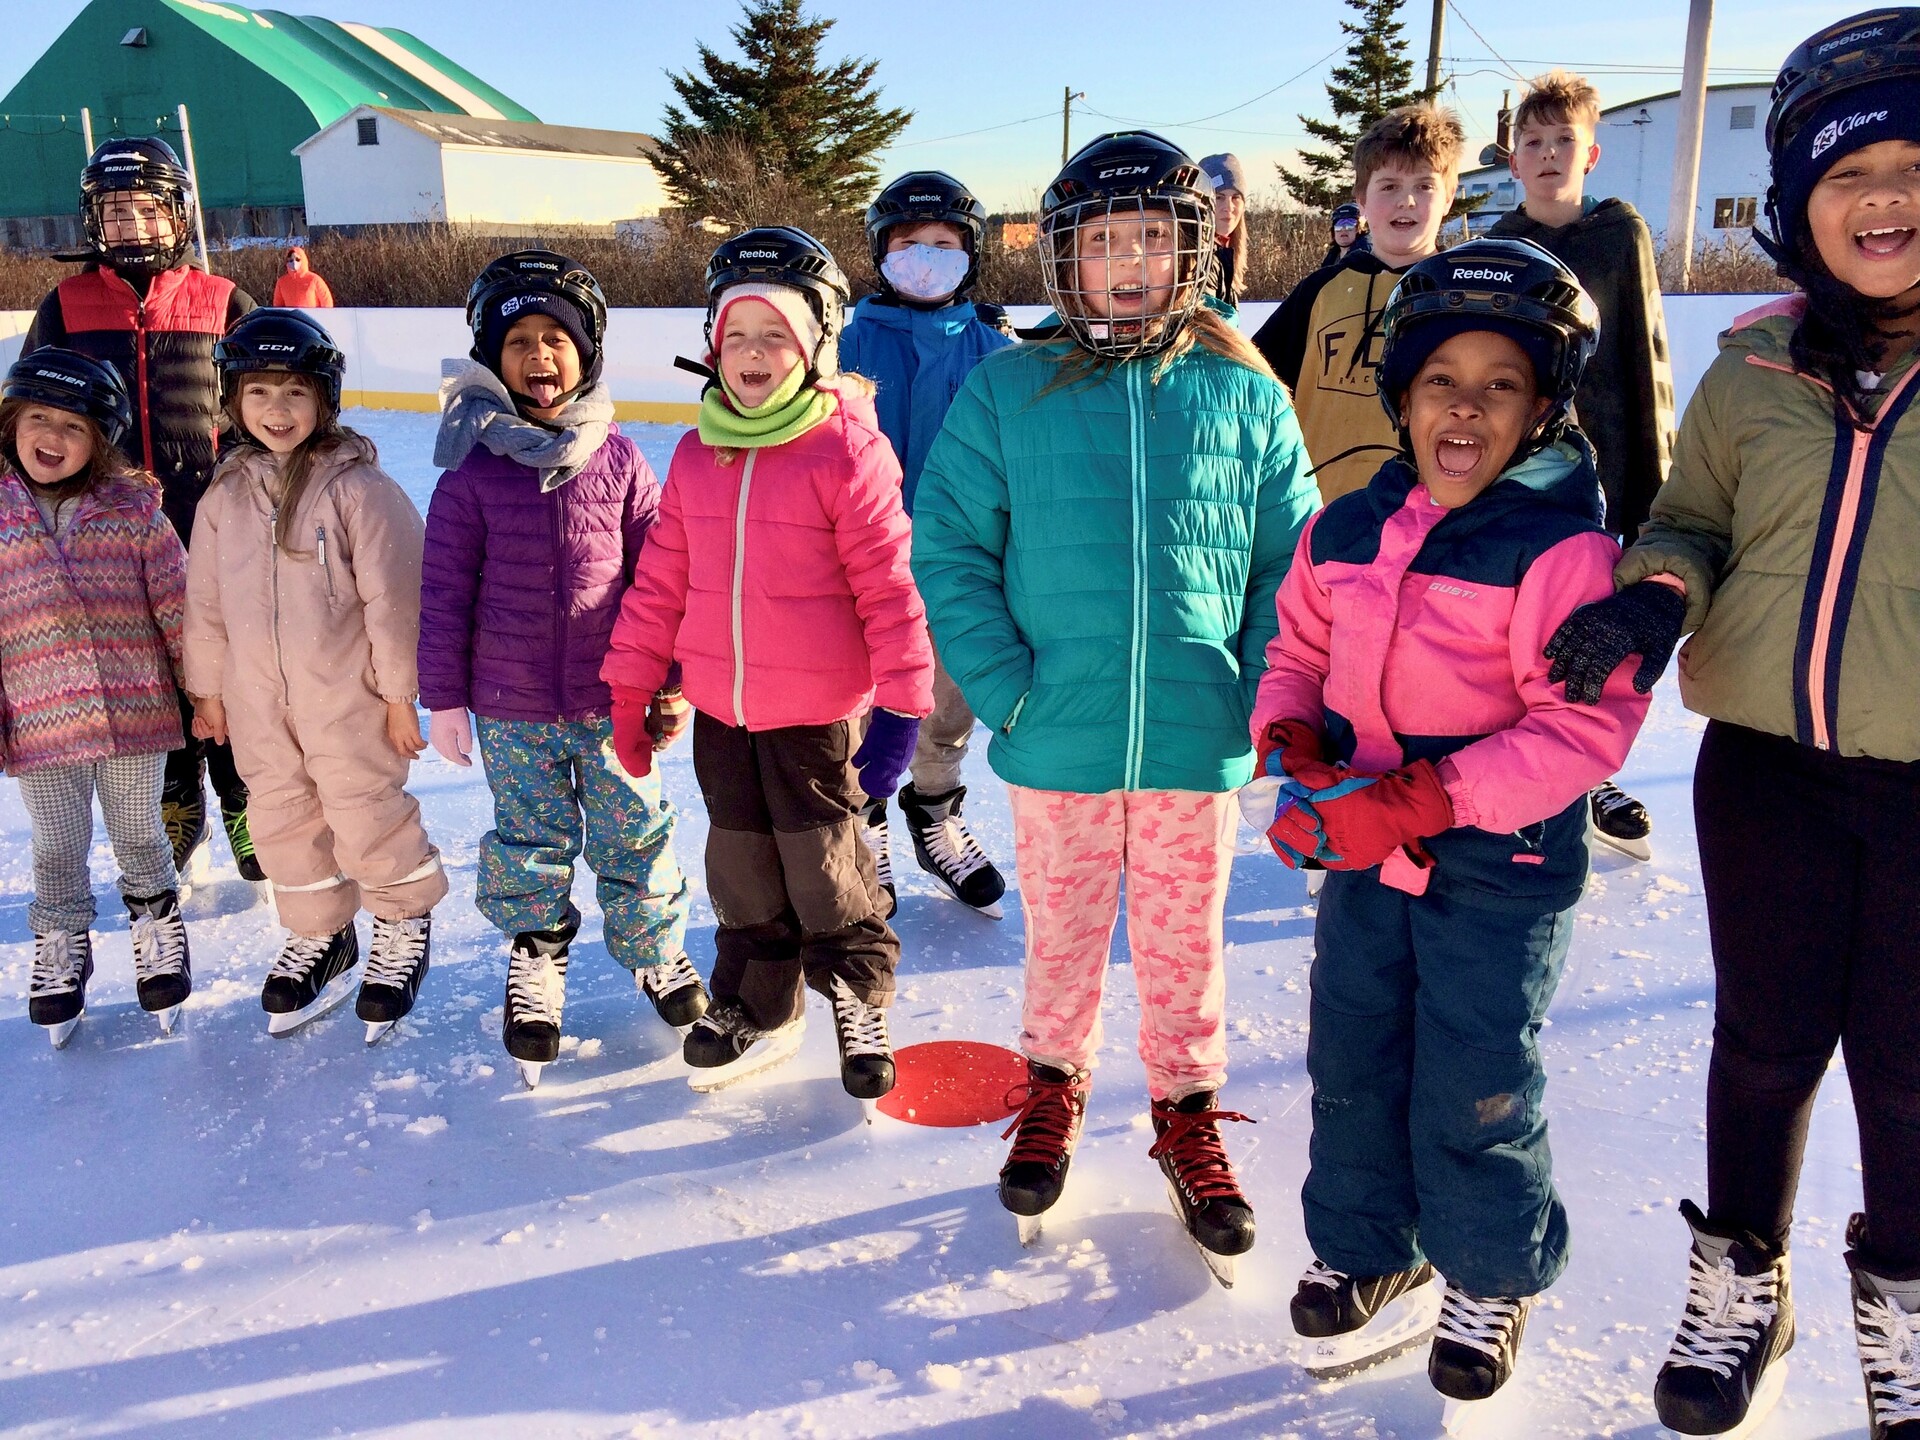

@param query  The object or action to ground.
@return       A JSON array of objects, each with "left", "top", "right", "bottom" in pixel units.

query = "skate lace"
[
  {"left": 1301, "top": 1259, "right": 1348, "bottom": 1291},
  {"left": 1858, "top": 1288, "right": 1920, "bottom": 1420},
  {"left": 365, "top": 917, "right": 429, "bottom": 988},
  {"left": 1664, "top": 1250, "right": 1780, "bottom": 1377},
  {"left": 924, "top": 816, "right": 990, "bottom": 884},
  {"left": 130, "top": 907, "right": 186, "bottom": 982},
  {"left": 222, "top": 807, "right": 256, "bottom": 862},
  {"left": 506, "top": 941, "right": 568, "bottom": 1026},
  {"left": 828, "top": 976, "right": 890, "bottom": 1057},
  {"left": 267, "top": 932, "right": 335, "bottom": 982},
  {"left": 1148, "top": 1105, "right": 1254, "bottom": 1203},
  {"left": 1592, "top": 782, "right": 1637, "bottom": 818},
  {"left": 859, "top": 816, "right": 894, "bottom": 887},
  {"left": 163, "top": 800, "right": 202, "bottom": 854},
  {"left": 1000, "top": 1073, "right": 1089, "bottom": 1166},
  {"left": 639, "top": 952, "right": 701, "bottom": 999},
  {"left": 1437, "top": 1288, "right": 1528, "bottom": 1360},
  {"left": 29, "top": 931, "right": 85, "bottom": 996}
]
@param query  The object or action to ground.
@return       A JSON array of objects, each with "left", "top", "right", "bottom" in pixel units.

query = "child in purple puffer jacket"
[{"left": 418, "top": 251, "right": 703, "bottom": 1089}]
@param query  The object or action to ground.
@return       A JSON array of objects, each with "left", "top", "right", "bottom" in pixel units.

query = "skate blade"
[
  {"left": 155, "top": 1004, "right": 182, "bottom": 1037},
  {"left": 47, "top": 1012, "right": 84, "bottom": 1049},
  {"left": 1659, "top": 1358, "right": 1787, "bottom": 1440},
  {"left": 254, "top": 880, "right": 278, "bottom": 922},
  {"left": 517, "top": 1059, "right": 546, "bottom": 1089},
  {"left": 1592, "top": 830, "right": 1652, "bottom": 863},
  {"left": 1297, "top": 1279, "right": 1443, "bottom": 1377},
  {"left": 266, "top": 962, "right": 364, "bottom": 1038},
  {"left": 1015, "top": 1212, "right": 1046, "bottom": 1247},
  {"left": 861, "top": 1098, "right": 878, "bottom": 1126},
  {"left": 686, "top": 1018, "right": 806, "bottom": 1093},
  {"left": 364, "top": 1020, "right": 397, "bottom": 1047},
  {"left": 1441, "top": 1364, "right": 1529, "bottom": 1438},
  {"left": 1163, "top": 1178, "right": 1242, "bottom": 1290},
  {"left": 185, "top": 841, "right": 214, "bottom": 885},
  {"left": 1305, "top": 868, "right": 1326, "bottom": 898},
  {"left": 976, "top": 898, "right": 1005, "bottom": 921}
]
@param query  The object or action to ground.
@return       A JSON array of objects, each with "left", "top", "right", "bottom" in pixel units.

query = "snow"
[{"left": 0, "top": 408, "right": 1873, "bottom": 1439}]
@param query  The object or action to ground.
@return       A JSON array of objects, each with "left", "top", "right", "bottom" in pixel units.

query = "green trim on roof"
[{"left": 371, "top": 27, "right": 539, "bottom": 123}]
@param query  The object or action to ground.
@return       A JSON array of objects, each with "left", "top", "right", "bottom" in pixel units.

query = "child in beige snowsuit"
[{"left": 184, "top": 308, "right": 445, "bottom": 1039}]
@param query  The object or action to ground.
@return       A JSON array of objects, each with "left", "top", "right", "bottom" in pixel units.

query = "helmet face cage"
[
  {"left": 215, "top": 312, "right": 347, "bottom": 410},
  {"left": 1039, "top": 192, "right": 1216, "bottom": 360},
  {"left": 702, "top": 227, "right": 850, "bottom": 373},
  {"left": 80, "top": 142, "right": 194, "bottom": 274},
  {"left": 4, "top": 349, "right": 133, "bottom": 451},
  {"left": 866, "top": 172, "right": 987, "bottom": 300}
]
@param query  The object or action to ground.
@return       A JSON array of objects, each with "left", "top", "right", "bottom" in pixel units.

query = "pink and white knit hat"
[{"left": 711, "top": 282, "right": 831, "bottom": 375}]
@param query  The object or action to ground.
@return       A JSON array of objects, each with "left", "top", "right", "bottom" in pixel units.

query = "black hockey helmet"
[
  {"left": 79, "top": 136, "right": 195, "bottom": 275},
  {"left": 215, "top": 308, "right": 348, "bottom": 410},
  {"left": 1760, "top": 8, "right": 1920, "bottom": 265},
  {"left": 1377, "top": 237, "right": 1600, "bottom": 457},
  {"left": 3, "top": 346, "right": 134, "bottom": 451},
  {"left": 1038, "top": 130, "right": 1216, "bottom": 358},
  {"left": 464, "top": 250, "right": 608, "bottom": 400},
  {"left": 703, "top": 226, "right": 850, "bottom": 375},
  {"left": 865, "top": 171, "right": 988, "bottom": 303}
]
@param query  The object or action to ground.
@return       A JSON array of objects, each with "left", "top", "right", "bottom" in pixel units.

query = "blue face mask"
[{"left": 880, "top": 244, "right": 971, "bottom": 302}]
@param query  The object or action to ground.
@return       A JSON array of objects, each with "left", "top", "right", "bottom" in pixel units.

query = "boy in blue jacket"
[{"left": 840, "top": 170, "right": 1015, "bottom": 919}]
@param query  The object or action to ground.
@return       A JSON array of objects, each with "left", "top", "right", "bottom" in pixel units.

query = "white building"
[
  {"left": 294, "top": 105, "right": 666, "bottom": 233},
  {"left": 1459, "top": 83, "right": 1772, "bottom": 243}
]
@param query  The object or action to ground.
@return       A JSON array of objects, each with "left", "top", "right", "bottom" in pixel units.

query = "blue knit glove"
[{"left": 853, "top": 709, "right": 920, "bottom": 801}]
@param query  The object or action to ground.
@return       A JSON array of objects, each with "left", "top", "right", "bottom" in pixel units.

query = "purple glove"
[{"left": 853, "top": 709, "right": 920, "bottom": 801}]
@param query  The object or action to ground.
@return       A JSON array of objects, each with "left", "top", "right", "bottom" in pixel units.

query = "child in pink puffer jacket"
[{"left": 602, "top": 227, "right": 933, "bottom": 1104}]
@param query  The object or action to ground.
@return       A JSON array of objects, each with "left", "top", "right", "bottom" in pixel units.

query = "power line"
[
  {"left": 893, "top": 107, "right": 1058, "bottom": 150},
  {"left": 1446, "top": 0, "right": 1528, "bottom": 85},
  {"left": 1063, "top": 41, "right": 1347, "bottom": 135},
  {"left": 1444, "top": 55, "right": 1774, "bottom": 77}
]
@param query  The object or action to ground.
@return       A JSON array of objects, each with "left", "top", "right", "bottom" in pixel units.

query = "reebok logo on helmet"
[
  {"left": 1811, "top": 108, "right": 1891, "bottom": 159},
  {"left": 1818, "top": 25, "right": 1886, "bottom": 55},
  {"left": 1449, "top": 267, "right": 1518, "bottom": 284},
  {"left": 737, "top": 249, "right": 781, "bottom": 259},
  {"left": 907, "top": 194, "right": 943, "bottom": 203},
  {"left": 519, "top": 260, "right": 559, "bottom": 271}
]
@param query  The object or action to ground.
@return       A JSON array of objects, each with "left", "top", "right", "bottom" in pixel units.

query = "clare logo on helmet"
[
  {"left": 1097, "top": 165, "right": 1152, "bottom": 179},
  {"left": 1817, "top": 25, "right": 1886, "bottom": 55},
  {"left": 1811, "top": 108, "right": 1891, "bottom": 159},
  {"left": 496, "top": 294, "right": 538, "bottom": 317},
  {"left": 1449, "top": 267, "right": 1518, "bottom": 284}
]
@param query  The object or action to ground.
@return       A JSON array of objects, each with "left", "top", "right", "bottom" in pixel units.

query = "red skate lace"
[
  {"left": 1000, "top": 1074, "right": 1088, "bottom": 1166},
  {"left": 1148, "top": 1105, "right": 1254, "bottom": 1203}
]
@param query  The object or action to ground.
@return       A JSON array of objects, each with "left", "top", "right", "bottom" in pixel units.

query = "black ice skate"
[
  {"left": 1292, "top": 1259, "right": 1442, "bottom": 1376},
  {"left": 1149, "top": 1091, "right": 1256, "bottom": 1287},
  {"left": 222, "top": 803, "right": 268, "bottom": 887},
  {"left": 682, "top": 999, "right": 805, "bottom": 1092},
  {"left": 1654, "top": 1200, "right": 1793, "bottom": 1439},
  {"left": 998, "top": 1061, "right": 1090, "bottom": 1246},
  {"left": 827, "top": 974, "right": 894, "bottom": 1108},
  {"left": 636, "top": 952, "right": 709, "bottom": 1030},
  {"left": 127, "top": 890, "right": 191, "bottom": 1033},
  {"left": 1431, "top": 1283, "right": 1534, "bottom": 1435},
  {"left": 164, "top": 792, "right": 211, "bottom": 888},
  {"left": 1846, "top": 1214, "right": 1920, "bottom": 1440},
  {"left": 859, "top": 798, "right": 896, "bottom": 919},
  {"left": 30, "top": 929, "right": 94, "bottom": 1048},
  {"left": 358, "top": 915, "right": 431, "bottom": 1045},
  {"left": 900, "top": 784, "right": 1006, "bottom": 919},
  {"left": 503, "top": 917, "right": 576, "bottom": 1089},
  {"left": 262, "top": 924, "right": 362, "bottom": 1037},
  {"left": 1590, "top": 781, "right": 1652, "bottom": 862}
]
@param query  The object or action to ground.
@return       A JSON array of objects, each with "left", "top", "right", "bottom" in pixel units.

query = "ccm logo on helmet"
[
  {"left": 1811, "top": 109, "right": 1891, "bottom": 158},
  {"left": 1449, "top": 267, "right": 1517, "bottom": 284},
  {"left": 255, "top": 343, "right": 297, "bottom": 353},
  {"left": 1818, "top": 25, "right": 1886, "bottom": 55},
  {"left": 1096, "top": 165, "right": 1152, "bottom": 179}
]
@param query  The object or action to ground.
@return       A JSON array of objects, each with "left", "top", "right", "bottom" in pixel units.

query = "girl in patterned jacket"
[{"left": 0, "top": 348, "right": 192, "bottom": 1046}]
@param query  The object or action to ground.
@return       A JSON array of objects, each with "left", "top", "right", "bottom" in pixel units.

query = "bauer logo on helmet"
[{"left": 33, "top": 369, "right": 83, "bottom": 385}]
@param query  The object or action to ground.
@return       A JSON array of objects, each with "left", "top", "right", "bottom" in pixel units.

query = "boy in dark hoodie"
[{"left": 1491, "top": 70, "right": 1676, "bottom": 859}]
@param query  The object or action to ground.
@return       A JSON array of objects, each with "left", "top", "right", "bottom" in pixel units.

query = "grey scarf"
[{"left": 433, "top": 358, "right": 615, "bottom": 492}]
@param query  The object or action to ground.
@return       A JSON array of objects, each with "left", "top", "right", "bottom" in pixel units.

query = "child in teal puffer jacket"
[{"left": 911, "top": 132, "right": 1318, "bottom": 1278}]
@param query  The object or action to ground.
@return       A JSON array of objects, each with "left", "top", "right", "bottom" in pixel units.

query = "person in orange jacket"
[{"left": 271, "top": 247, "right": 334, "bottom": 309}]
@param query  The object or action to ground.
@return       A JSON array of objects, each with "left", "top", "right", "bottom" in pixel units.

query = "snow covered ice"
[{"left": 0, "top": 410, "right": 1878, "bottom": 1438}]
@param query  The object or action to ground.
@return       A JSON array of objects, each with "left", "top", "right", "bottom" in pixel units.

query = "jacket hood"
[
  {"left": 849, "top": 295, "right": 982, "bottom": 336},
  {"left": 1496, "top": 196, "right": 1646, "bottom": 240},
  {"left": 1369, "top": 431, "right": 1604, "bottom": 528},
  {"left": 285, "top": 246, "right": 309, "bottom": 270}
]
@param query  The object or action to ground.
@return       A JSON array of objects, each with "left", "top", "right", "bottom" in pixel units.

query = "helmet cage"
[
  {"left": 80, "top": 147, "right": 194, "bottom": 274},
  {"left": 1039, "top": 192, "right": 1216, "bottom": 360}
]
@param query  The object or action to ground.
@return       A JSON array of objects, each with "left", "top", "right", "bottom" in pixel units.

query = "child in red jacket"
[{"left": 602, "top": 228, "right": 934, "bottom": 1103}]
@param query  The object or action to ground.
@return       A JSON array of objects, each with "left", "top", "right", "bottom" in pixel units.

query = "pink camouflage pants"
[{"left": 1008, "top": 786, "right": 1235, "bottom": 1101}]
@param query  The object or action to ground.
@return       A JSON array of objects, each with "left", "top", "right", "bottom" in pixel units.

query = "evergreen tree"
[
  {"left": 1279, "top": 0, "right": 1438, "bottom": 209},
  {"left": 651, "top": 0, "right": 912, "bottom": 217}
]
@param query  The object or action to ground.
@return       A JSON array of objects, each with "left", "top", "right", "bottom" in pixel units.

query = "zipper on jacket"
[
  {"left": 131, "top": 286, "right": 154, "bottom": 473},
  {"left": 315, "top": 524, "right": 336, "bottom": 602},
  {"left": 551, "top": 485, "right": 568, "bottom": 716},
  {"left": 1125, "top": 364, "right": 1149, "bottom": 789},
  {"left": 730, "top": 450, "right": 759, "bottom": 728},
  {"left": 269, "top": 504, "right": 290, "bottom": 702}
]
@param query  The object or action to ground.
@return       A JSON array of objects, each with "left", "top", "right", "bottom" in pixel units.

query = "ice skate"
[
  {"left": 1291, "top": 1258, "right": 1441, "bottom": 1376},
  {"left": 900, "top": 784, "right": 1005, "bottom": 919},
  {"left": 859, "top": 798, "right": 896, "bottom": 919},
  {"left": 827, "top": 974, "right": 894, "bottom": 1104},
  {"left": 635, "top": 952, "right": 709, "bottom": 1030},
  {"left": 1653, "top": 1200, "right": 1793, "bottom": 1438},
  {"left": 358, "top": 915, "right": 431, "bottom": 1045},
  {"left": 127, "top": 890, "right": 190, "bottom": 1034},
  {"left": 1149, "top": 1090, "right": 1255, "bottom": 1287},
  {"left": 503, "top": 919, "right": 575, "bottom": 1088},
  {"left": 30, "top": 929, "right": 93, "bottom": 1048},
  {"left": 1590, "top": 781, "right": 1652, "bottom": 862},
  {"left": 683, "top": 1000, "right": 806, "bottom": 1091},
  {"left": 998, "top": 1061, "right": 1090, "bottom": 1247},
  {"left": 221, "top": 803, "right": 266, "bottom": 885},
  {"left": 1845, "top": 1214, "right": 1920, "bottom": 1439},
  {"left": 261, "top": 925, "right": 362, "bottom": 1037},
  {"left": 1430, "top": 1283, "right": 1533, "bottom": 1435},
  {"left": 1306, "top": 866, "right": 1326, "bottom": 898},
  {"left": 164, "top": 794, "right": 212, "bottom": 893}
]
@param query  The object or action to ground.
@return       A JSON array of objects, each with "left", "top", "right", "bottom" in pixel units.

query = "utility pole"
[
  {"left": 1062, "top": 86, "right": 1085, "bottom": 166},
  {"left": 1426, "top": 0, "right": 1446, "bottom": 95},
  {"left": 1665, "top": 0, "right": 1714, "bottom": 291}
]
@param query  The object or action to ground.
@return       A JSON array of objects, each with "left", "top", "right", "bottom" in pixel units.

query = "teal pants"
[{"left": 476, "top": 716, "right": 689, "bottom": 968}]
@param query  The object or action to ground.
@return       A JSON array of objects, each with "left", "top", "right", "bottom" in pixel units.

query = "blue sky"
[{"left": 2, "top": 0, "right": 1841, "bottom": 210}]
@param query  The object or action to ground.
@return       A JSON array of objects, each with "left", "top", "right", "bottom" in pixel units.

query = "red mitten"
[
  {"left": 1313, "top": 760, "right": 1455, "bottom": 871},
  {"left": 611, "top": 692, "right": 655, "bottom": 778},
  {"left": 1255, "top": 718, "right": 1344, "bottom": 791}
]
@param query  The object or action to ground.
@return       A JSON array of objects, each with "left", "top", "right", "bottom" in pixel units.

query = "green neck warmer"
[{"left": 698, "top": 363, "right": 838, "bottom": 449}]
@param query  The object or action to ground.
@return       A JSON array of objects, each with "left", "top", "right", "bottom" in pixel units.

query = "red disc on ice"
[{"left": 876, "top": 1041, "right": 1029, "bottom": 1127}]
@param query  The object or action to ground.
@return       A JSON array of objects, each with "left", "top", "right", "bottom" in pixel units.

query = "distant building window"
[
  {"left": 357, "top": 117, "right": 379, "bottom": 146},
  {"left": 1729, "top": 105, "right": 1757, "bottom": 130},
  {"left": 1713, "top": 196, "right": 1758, "bottom": 229},
  {"left": 120, "top": 27, "right": 149, "bottom": 47}
]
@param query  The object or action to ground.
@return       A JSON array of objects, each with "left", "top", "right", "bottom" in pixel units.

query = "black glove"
[{"left": 1544, "top": 580, "right": 1688, "bottom": 706}]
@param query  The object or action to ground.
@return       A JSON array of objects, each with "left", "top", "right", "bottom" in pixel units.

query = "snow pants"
[
  {"left": 475, "top": 716, "right": 689, "bottom": 970},
  {"left": 693, "top": 711, "right": 897, "bottom": 1029},
  {"left": 908, "top": 649, "right": 975, "bottom": 796},
  {"left": 1008, "top": 786, "right": 1234, "bottom": 1102},
  {"left": 1305, "top": 869, "right": 1572, "bottom": 1299},
  {"left": 1696, "top": 720, "right": 1920, "bottom": 1274},
  {"left": 233, "top": 692, "right": 446, "bottom": 938},
  {"left": 16, "top": 753, "right": 174, "bottom": 933}
]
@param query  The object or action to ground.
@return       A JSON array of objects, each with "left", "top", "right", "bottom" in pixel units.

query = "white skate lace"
[
  {"left": 130, "top": 905, "right": 187, "bottom": 983},
  {"left": 860, "top": 814, "right": 894, "bottom": 888},
  {"left": 365, "top": 917, "right": 429, "bottom": 989},
  {"left": 29, "top": 931, "right": 86, "bottom": 996},
  {"left": 1858, "top": 1287, "right": 1920, "bottom": 1421},
  {"left": 639, "top": 952, "right": 702, "bottom": 1000},
  {"left": 506, "top": 941, "right": 567, "bottom": 1027},
  {"left": 267, "top": 932, "right": 337, "bottom": 982},
  {"left": 1664, "top": 1249, "right": 1781, "bottom": 1377},
  {"left": 1437, "top": 1287, "right": 1528, "bottom": 1360},
  {"left": 1301, "top": 1259, "right": 1348, "bottom": 1291},
  {"left": 1593, "top": 783, "right": 1638, "bottom": 818},
  {"left": 923, "top": 816, "right": 990, "bottom": 885},
  {"left": 828, "top": 975, "right": 890, "bottom": 1058}
]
